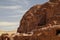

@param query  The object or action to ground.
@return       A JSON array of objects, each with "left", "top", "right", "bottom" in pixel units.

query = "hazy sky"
[{"left": 0, "top": 0, "right": 49, "bottom": 31}]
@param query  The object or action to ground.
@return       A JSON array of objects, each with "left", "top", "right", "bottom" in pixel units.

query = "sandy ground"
[{"left": 0, "top": 30, "right": 17, "bottom": 36}]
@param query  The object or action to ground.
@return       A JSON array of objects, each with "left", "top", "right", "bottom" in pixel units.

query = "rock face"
[
  {"left": 1, "top": 33, "right": 10, "bottom": 40},
  {"left": 17, "top": 0, "right": 60, "bottom": 33},
  {"left": 13, "top": 25, "right": 60, "bottom": 40}
]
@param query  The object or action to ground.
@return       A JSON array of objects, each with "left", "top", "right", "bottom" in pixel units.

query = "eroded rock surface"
[{"left": 17, "top": 0, "right": 60, "bottom": 33}]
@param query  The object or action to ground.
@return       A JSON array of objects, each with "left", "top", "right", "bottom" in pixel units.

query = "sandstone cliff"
[{"left": 17, "top": 0, "right": 60, "bottom": 33}]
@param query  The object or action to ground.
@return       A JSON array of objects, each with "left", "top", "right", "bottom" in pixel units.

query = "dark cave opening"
[{"left": 56, "top": 30, "right": 60, "bottom": 36}]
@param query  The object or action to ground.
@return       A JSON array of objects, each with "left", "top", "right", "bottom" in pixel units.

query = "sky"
[{"left": 0, "top": 0, "right": 49, "bottom": 31}]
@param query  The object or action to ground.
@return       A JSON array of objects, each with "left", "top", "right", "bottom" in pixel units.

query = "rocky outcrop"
[
  {"left": 0, "top": 25, "right": 60, "bottom": 40},
  {"left": 1, "top": 33, "right": 10, "bottom": 40},
  {"left": 17, "top": 0, "right": 60, "bottom": 33},
  {"left": 17, "top": 0, "right": 60, "bottom": 39},
  {"left": 0, "top": 0, "right": 60, "bottom": 40}
]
